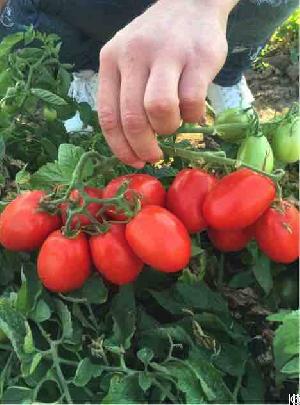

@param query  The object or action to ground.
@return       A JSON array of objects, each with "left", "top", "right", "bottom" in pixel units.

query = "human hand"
[{"left": 97, "top": 0, "right": 237, "bottom": 167}]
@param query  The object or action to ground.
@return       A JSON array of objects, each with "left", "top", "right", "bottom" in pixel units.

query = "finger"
[
  {"left": 97, "top": 48, "right": 144, "bottom": 168},
  {"left": 144, "top": 61, "right": 181, "bottom": 135},
  {"left": 178, "top": 65, "right": 207, "bottom": 123},
  {"left": 120, "top": 64, "right": 163, "bottom": 163}
]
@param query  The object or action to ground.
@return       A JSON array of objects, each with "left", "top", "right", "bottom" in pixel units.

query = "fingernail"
[{"left": 132, "top": 161, "right": 145, "bottom": 169}]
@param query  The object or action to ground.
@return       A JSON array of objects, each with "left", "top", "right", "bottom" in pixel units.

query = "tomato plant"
[
  {"left": 166, "top": 168, "right": 217, "bottom": 233},
  {"left": 37, "top": 230, "right": 91, "bottom": 292},
  {"left": 215, "top": 107, "right": 253, "bottom": 143},
  {"left": 203, "top": 169, "right": 276, "bottom": 230},
  {"left": 90, "top": 224, "right": 143, "bottom": 285},
  {"left": 255, "top": 201, "right": 299, "bottom": 263},
  {"left": 103, "top": 174, "right": 166, "bottom": 220},
  {"left": 0, "top": 191, "right": 61, "bottom": 251},
  {"left": 126, "top": 206, "right": 191, "bottom": 272}
]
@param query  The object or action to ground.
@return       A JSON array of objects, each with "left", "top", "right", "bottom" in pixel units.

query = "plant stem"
[
  {"left": 161, "top": 144, "right": 285, "bottom": 182},
  {"left": 50, "top": 342, "right": 73, "bottom": 404}
]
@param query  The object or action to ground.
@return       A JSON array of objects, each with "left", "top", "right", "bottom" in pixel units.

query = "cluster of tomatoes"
[{"left": 0, "top": 168, "right": 298, "bottom": 292}]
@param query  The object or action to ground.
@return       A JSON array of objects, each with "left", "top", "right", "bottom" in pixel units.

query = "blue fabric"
[{"left": 0, "top": 0, "right": 298, "bottom": 83}]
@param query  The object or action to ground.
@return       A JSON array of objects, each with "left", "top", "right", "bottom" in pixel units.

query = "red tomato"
[
  {"left": 203, "top": 169, "right": 275, "bottom": 230},
  {"left": 103, "top": 174, "right": 166, "bottom": 220},
  {"left": 37, "top": 230, "right": 91, "bottom": 292},
  {"left": 208, "top": 227, "right": 253, "bottom": 252},
  {"left": 0, "top": 191, "right": 61, "bottom": 251},
  {"left": 166, "top": 168, "right": 217, "bottom": 233},
  {"left": 255, "top": 201, "right": 299, "bottom": 263},
  {"left": 90, "top": 224, "right": 143, "bottom": 285},
  {"left": 126, "top": 206, "right": 191, "bottom": 273},
  {"left": 60, "top": 187, "right": 103, "bottom": 228}
]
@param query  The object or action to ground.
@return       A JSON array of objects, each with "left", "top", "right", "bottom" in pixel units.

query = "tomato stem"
[{"left": 161, "top": 144, "right": 285, "bottom": 182}]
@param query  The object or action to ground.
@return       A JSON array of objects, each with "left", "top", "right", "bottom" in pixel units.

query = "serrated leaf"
[
  {"left": 55, "top": 299, "right": 73, "bottom": 340},
  {"left": 102, "top": 374, "right": 143, "bottom": 404},
  {"left": 29, "top": 353, "right": 42, "bottom": 375},
  {"left": 23, "top": 323, "right": 34, "bottom": 354},
  {"left": 0, "top": 32, "right": 24, "bottom": 58},
  {"left": 15, "top": 166, "right": 30, "bottom": 187},
  {"left": 31, "top": 88, "right": 67, "bottom": 106},
  {"left": 110, "top": 285, "right": 136, "bottom": 350},
  {"left": 138, "top": 372, "right": 152, "bottom": 392}
]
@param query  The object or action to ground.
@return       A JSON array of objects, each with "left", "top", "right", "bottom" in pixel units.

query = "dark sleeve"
[{"left": 37, "top": 0, "right": 153, "bottom": 42}]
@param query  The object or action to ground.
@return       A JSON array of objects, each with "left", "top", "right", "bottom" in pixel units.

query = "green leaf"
[
  {"left": 110, "top": 285, "right": 136, "bottom": 350},
  {"left": 251, "top": 249, "right": 273, "bottom": 294},
  {"left": 240, "top": 360, "right": 265, "bottom": 404},
  {"left": 166, "top": 360, "right": 207, "bottom": 403},
  {"left": 0, "top": 32, "right": 24, "bottom": 58},
  {"left": 55, "top": 299, "right": 73, "bottom": 340},
  {"left": 281, "top": 356, "right": 299, "bottom": 375},
  {"left": 102, "top": 374, "right": 144, "bottom": 404},
  {"left": 29, "top": 353, "right": 43, "bottom": 375},
  {"left": 15, "top": 166, "right": 31, "bottom": 187},
  {"left": 31, "top": 143, "right": 91, "bottom": 188},
  {"left": 73, "top": 358, "right": 101, "bottom": 387},
  {"left": 31, "top": 88, "right": 67, "bottom": 106},
  {"left": 2, "top": 386, "right": 33, "bottom": 404},
  {"left": 30, "top": 300, "right": 51, "bottom": 323},
  {"left": 187, "top": 349, "right": 233, "bottom": 403},
  {"left": 137, "top": 348, "right": 154, "bottom": 365},
  {"left": 228, "top": 270, "right": 255, "bottom": 288},
  {"left": 81, "top": 275, "right": 108, "bottom": 304},
  {"left": 138, "top": 372, "right": 152, "bottom": 392},
  {"left": 0, "top": 298, "right": 32, "bottom": 360}
]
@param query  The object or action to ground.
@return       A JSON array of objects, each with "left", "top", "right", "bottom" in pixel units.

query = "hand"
[{"left": 97, "top": 0, "right": 236, "bottom": 168}]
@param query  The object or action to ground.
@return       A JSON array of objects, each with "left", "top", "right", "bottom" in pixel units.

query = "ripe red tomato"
[
  {"left": 126, "top": 206, "right": 191, "bottom": 273},
  {"left": 203, "top": 169, "right": 275, "bottom": 230},
  {"left": 0, "top": 191, "right": 61, "bottom": 251},
  {"left": 255, "top": 201, "right": 299, "bottom": 263},
  {"left": 60, "top": 187, "right": 103, "bottom": 229},
  {"left": 103, "top": 174, "right": 166, "bottom": 221},
  {"left": 90, "top": 224, "right": 143, "bottom": 285},
  {"left": 166, "top": 168, "right": 217, "bottom": 233},
  {"left": 37, "top": 230, "right": 91, "bottom": 292},
  {"left": 208, "top": 227, "right": 253, "bottom": 252}
]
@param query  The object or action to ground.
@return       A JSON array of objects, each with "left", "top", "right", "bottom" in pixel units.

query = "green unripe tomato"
[
  {"left": 272, "top": 116, "right": 300, "bottom": 163},
  {"left": 237, "top": 134, "right": 274, "bottom": 173},
  {"left": 43, "top": 106, "right": 58, "bottom": 122},
  {"left": 215, "top": 108, "right": 252, "bottom": 143}
]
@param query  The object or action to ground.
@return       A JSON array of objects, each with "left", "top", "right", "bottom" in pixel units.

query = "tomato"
[
  {"left": 215, "top": 108, "right": 252, "bottom": 143},
  {"left": 237, "top": 135, "right": 274, "bottom": 173},
  {"left": 0, "top": 191, "right": 61, "bottom": 251},
  {"left": 60, "top": 187, "right": 103, "bottom": 229},
  {"left": 254, "top": 201, "right": 299, "bottom": 264},
  {"left": 43, "top": 106, "right": 58, "bottom": 122},
  {"left": 90, "top": 224, "right": 143, "bottom": 285},
  {"left": 126, "top": 206, "right": 191, "bottom": 273},
  {"left": 37, "top": 230, "right": 91, "bottom": 292},
  {"left": 103, "top": 174, "right": 166, "bottom": 221},
  {"left": 166, "top": 169, "right": 217, "bottom": 233},
  {"left": 208, "top": 227, "right": 253, "bottom": 252},
  {"left": 272, "top": 116, "right": 300, "bottom": 163},
  {"left": 203, "top": 169, "right": 275, "bottom": 230}
]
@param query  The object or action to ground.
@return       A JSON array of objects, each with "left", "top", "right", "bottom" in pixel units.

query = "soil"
[{"left": 246, "top": 50, "right": 299, "bottom": 121}]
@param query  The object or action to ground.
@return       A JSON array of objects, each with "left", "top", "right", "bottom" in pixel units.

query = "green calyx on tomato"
[
  {"left": 237, "top": 134, "right": 274, "bottom": 173},
  {"left": 272, "top": 116, "right": 300, "bottom": 164},
  {"left": 215, "top": 107, "right": 253, "bottom": 143}
]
